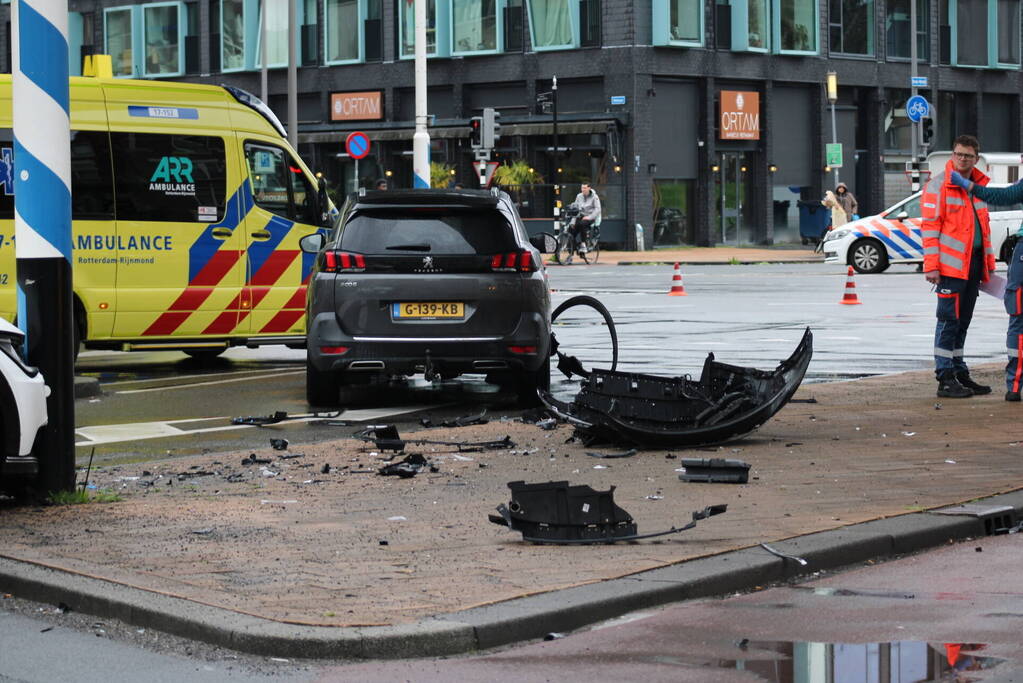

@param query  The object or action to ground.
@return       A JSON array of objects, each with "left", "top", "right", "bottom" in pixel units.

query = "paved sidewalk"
[{"left": 1, "top": 362, "right": 1020, "bottom": 659}]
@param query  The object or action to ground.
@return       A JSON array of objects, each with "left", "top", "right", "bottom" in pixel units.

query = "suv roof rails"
[{"left": 354, "top": 189, "right": 499, "bottom": 209}]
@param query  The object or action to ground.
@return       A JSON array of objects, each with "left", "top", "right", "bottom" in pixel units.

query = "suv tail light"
[
  {"left": 490, "top": 250, "right": 537, "bottom": 273},
  {"left": 323, "top": 251, "right": 366, "bottom": 272}
]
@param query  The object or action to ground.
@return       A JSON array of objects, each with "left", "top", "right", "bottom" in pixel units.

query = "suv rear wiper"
[{"left": 385, "top": 243, "right": 432, "bottom": 251}]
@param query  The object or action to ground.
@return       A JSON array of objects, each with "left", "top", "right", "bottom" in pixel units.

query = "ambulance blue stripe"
[
  {"left": 17, "top": 2, "right": 69, "bottom": 116},
  {"left": 874, "top": 231, "right": 914, "bottom": 259},
  {"left": 12, "top": 138, "right": 72, "bottom": 255},
  {"left": 246, "top": 215, "right": 293, "bottom": 276},
  {"left": 188, "top": 179, "right": 250, "bottom": 282}
]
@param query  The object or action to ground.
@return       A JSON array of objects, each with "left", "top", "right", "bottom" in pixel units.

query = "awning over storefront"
[{"left": 299, "top": 119, "right": 620, "bottom": 145}]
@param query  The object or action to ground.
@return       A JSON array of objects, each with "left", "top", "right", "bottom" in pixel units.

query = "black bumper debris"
[
  {"left": 678, "top": 458, "right": 751, "bottom": 484},
  {"left": 539, "top": 328, "right": 812, "bottom": 447},
  {"left": 489, "top": 480, "right": 727, "bottom": 545}
]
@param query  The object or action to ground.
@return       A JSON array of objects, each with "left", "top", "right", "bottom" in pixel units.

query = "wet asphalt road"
[
  {"left": 72, "top": 261, "right": 1008, "bottom": 465},
  {"left": 4, "top": 528, "right": 1021, "bottom": 681}
]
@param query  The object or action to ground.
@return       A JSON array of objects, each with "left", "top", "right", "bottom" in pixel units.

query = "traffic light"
[
  {"left": 922, "top": 116, "right": 934, "bottom": 148},
  {"left": 482, "top": 108, "right": 501, "bottom": 149},
  {"left": 469, "top": 116, "right": 483, "bottom": 149}
]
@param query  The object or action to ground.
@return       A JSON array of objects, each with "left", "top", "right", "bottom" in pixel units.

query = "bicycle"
[{"left": 554, "top": 206, "right": 600, "bottom": 265}]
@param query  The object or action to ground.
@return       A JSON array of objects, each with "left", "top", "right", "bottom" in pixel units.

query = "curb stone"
[{"left": 0, "top": 498, "right": 1013, "bottom": 660}]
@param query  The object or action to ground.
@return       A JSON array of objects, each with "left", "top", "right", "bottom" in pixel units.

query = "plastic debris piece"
[
  {"left": 945, "top": 459, "right": 957, "bottom": 464},
  {"left": 270, "top": 438, "right": 289, "bottom": 451},
  {"left": 585, "top": 449, "right": 638, "bottom": 459},
  {"left": 489, "top": 480, "right": 727, "bottom": 544},
  {"left": 388, "top": 516, "right": 408, "bottom": 521},
  {"left": 231, "top": 411, "right": 288, "bottom": 426},
  {"left": 536, "top": 418, "right": 558, "bottom": 431},
  {"left": 645, "top": 495, "right": 664, "bottom": 500},
  {"left": 260, "top": 499, "right": 297, "bottom": 505},
  {"left": 260, "top": 467, "right": 278, "bottom": 477},
  {"left": 678, "top": 458, "right": 751, "bottom": 484},
  {"left": 321, "top": 464, "right": 331, "bottom": 474},
  {"left": 544, "top": 633, "right": 565, "bottom": 641},
  {"left": 191, "top": 528, "right": 213, "bottom": 535},
  {"left": 378, "top": 453, "right": 432, "bottom": 478},
  {"left": 902, "top": 431, "right": 916, "bottom": 437},
  {"left": 759, "top": 542, "right": 808, "bottom": 566},
  {"left": 242, "top": 454, "right": 272, "bottom": 466}
]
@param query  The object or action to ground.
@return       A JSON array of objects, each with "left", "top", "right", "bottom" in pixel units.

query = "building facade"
[{"left": 1, "top": 0, "right": 1021, "bottom": 247}]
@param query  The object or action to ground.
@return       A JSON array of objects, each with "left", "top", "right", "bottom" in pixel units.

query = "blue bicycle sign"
[{"left": 906, "top": 95, "right": 930, "bottom": 123}]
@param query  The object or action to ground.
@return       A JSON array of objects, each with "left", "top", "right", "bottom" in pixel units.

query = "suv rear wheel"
[{"left": 306, "top": 356, "right": 339, "bottom": 406}]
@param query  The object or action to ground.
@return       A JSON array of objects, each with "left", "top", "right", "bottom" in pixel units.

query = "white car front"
[
  {"left": 823, "top": 189, "right": 1023, "bottom": 273},
  {"left": 0, "top": 317, "right": 49, "bottom": 481}
]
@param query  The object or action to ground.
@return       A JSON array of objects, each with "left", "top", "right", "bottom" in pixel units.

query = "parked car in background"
[
  {"left": 0, "top": 318, "right": 48, "bottom": 487},
  {"left": 301, "top": 189, "right": 555, "bottom": 406},
  {"left": 822, "top": 188, "right": 1023, "bottom": 273}
]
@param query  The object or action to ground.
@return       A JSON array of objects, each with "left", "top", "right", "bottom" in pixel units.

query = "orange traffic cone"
[
  {"left": 840, "top": 266, "right": 862, "bottom": 305},
  {"left": 668, "top": 262, "right": 687, "bottom": 296}
]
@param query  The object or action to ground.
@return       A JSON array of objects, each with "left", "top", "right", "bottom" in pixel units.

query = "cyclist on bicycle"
[{"left": 569, "top": 183, "right": 601, "bottom": 254}]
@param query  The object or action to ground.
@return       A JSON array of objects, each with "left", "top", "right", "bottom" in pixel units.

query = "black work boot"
[
  {"left": 1007, "top": 391, "right": 1021, "bottom": 402},
  {"left": 937, "top": 374, "right": 973, "bottom": 398},
  {"left": 956, "top": 372, "right": 992, "bottom": 395}
]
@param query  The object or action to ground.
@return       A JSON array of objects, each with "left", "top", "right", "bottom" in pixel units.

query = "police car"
[
  {"left": 0, "top": 317, "right": 48, "bottom": 487},
  {"left": 822, "top": 188, "right": 1023, "bottom": 273}
]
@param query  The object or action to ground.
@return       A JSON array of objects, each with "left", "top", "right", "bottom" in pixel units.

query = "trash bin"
[{"left": 797, "top": 201, "right": 831, "bottom": 242}]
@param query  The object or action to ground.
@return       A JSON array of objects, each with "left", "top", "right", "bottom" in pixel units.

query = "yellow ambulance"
[{"left": 0, "top": 73, "right": 330, "bottom": 358}]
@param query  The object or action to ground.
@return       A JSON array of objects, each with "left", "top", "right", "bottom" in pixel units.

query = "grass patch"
[
  {"left": 728, "top": 257, "right": 742, "bottom": 265},
  {"left": 48, "top": 489, "right": 123, "bottom": 505}
]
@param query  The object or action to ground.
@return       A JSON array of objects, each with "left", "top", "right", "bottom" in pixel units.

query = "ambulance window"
[
  {"left": 245, "top": 142, "right": 316, "bottom": 224},
  {"left": 111, "top": 132, "right": 227, "bottom": 222},
  {"left": 71, "top": 131, "right": 114, "bottom": 220}
]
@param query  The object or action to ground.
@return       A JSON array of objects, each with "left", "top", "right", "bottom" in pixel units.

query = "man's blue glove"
[{"left": 949, "top": 171, "right": 971, "bottom": 191}]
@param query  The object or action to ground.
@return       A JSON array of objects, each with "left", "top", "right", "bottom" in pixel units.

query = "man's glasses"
[{"left": 953, "top": 152, "right": 977, "bottom": 160}]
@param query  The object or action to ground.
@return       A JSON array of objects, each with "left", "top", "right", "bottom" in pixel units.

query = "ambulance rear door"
[
  {"left": 106, "top": 113, "right": 243, "bottom": 340},
  {"left": 238, "top": 137, "right": 321, "bottom": 338}
]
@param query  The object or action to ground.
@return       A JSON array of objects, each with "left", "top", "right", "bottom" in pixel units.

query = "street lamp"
[{"left": 826, "top": 71, "right": 839, "bottom": 186}]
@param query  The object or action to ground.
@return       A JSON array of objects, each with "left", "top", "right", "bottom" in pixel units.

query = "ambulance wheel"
[
  {"left": 306, "top": 357, "right": 339, "bottom": 406},
  {"left": 183, "top": 348, "right": 226, "bottom": 361},
  {"left": 850, "top": 238, "right": 889, "bottom": 274}
]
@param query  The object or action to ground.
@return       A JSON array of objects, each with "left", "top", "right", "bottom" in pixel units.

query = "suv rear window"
[{"left": 339, "top": 209, "right": 516, "bottom": 255}]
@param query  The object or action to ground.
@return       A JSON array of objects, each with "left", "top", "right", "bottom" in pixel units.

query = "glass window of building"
[
  {"left": 528, "top": 0, "right": 575, "bottom": 49},
  {"left": 748, "top": 0, "right": 768, "bottom": 48},
  {"left": 886, "top": 0, "right": 928, "bottom": 60},
  {"left": 325, "top": 0, "right": 359, "bottom": 62},
  {"left": 829, "top": 0, "right": 872, "bottom": 55},
  {"left": 105, "top": 7, "right": 136, "bottom": 76},
  {"left": 955, "top": 0, "right": 988, "bottom": 65},
  {"left": 652, "top": 0, "right": 703, "bottom": 46},
  {"left": 143, "top": 3, "right": 182, "bottom": 76},
  {"left": 399, "top": 0, "right": 450, "bottom": 57},
  {"left": 453, "top": 0, "right": 499, "bottom": 53},
  {"left": 996, "top": 0, "right": 1019, "bottom": 64},
  {"left": 777, "top": 0, "right": 817, "bottom": 52},
  {"left": 221, "top": 0, "right": 245, "bottom": 70},
  {"left": 505, "top": 0, "right": 525, "bottom": 50},
  {"left": 258, "top": 0, "right": 295, "bottom": 66}
]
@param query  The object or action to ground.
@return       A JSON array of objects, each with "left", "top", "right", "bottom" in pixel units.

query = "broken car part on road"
[
  {"left": 354, "top": 425, "right": 515, "bottom": 453},
  {"left": 678, "top": 458, "right": 751, "bottom": 484},
  {"left": 378, "top": 453, "right": 438, "bottom": 478},
  {"left": 489, "top": 480, "right": 727, "bottom": 545},
  {"left": 540, "top": 327, "right": 813, "bottom": 447}
]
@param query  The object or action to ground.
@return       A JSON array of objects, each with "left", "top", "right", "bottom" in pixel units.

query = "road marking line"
[
  {"left": 101, "top": 367, "right": 294, "bottom": 387},
  {"left": 115, "top": 370, "right": 303, "bottom": 394},
  {"left": 75, "top": 406, "right": 431, "bottom": 446}
]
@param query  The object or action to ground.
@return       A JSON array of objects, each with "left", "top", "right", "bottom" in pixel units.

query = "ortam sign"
[
  {"left": 330, "top": 91, "right": 383, "bottom": 122},
  {"left": 719, "top": 91, "right": 760, "bottom": 140}
]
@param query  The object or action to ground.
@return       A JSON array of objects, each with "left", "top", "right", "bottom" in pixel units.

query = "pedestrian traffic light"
[
  {"left": 922, "top": 116, "right": 934, "bottom": 147},
  {"left": 482, "top": 108, "right": 501, "bottom": 149},
  {"left": 469, "top": 116, "right": 483, "bottom": 149}
]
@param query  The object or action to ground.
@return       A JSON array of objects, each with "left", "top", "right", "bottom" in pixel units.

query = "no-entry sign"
[{"left": 345, "top": 131, "right": 371, "bottom": 159}]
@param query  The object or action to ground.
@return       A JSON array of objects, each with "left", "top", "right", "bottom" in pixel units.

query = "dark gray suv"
[{"left": 301, "top": 189, "right": 553, "bottom": 406}]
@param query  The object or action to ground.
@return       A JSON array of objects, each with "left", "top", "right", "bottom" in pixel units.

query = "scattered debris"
[
  {"left": 277, "top": 453, "right": 303, "bottom": 460},
  {"left": 231, "top": 411, "right": 289, "bottom": 426},
  {"left": 387, "top": 516, "right": 407, "bottom": 521},
  {"left": 788, "top": 397, "right": 818, "bottom": 404},
  {"left": 945, "top": 459, "right": 957, "bottom": 464},
  {"left": 585, "top": 449, "right": 638, "bottom": 459},
  {"left": 270, "top": 438, "right": 289, "bottom": 451},
  {"left": 420, "top": 410, "right": 489, "bottom": 428},
  {"left": 541, "top": 328, "right": 813, "bottom": 447},
  {"left": 544, "top": 633, "right": 565, "bottom": 641},
  {"left": 678, "top": 458, "right": 751, "bottom": 484},
  {"left": 190, "top": 528, "right": 213, "bottom": 535},
  {"left": 759, "top": 542, "right": 808, "bottom": 566},
  {"left": 489, "top": 480, "right": 726, "bottom": 544},
  {"left": 355, "top": 425, "right": 515, "bottom": 453},
  {"left": 321, "top": 464, "right": 331, "bottom": 474},
  {"left": 241, "top": 454, "right": 272, "bottom": 466},
  {"left": 536, "top": 418, "right": 558, "bottom": 431},
  {"left": 377, "top": 453, "right": 438, "bottom": 478},
  {"left": 645, "top": 494, "right": 664, "bottom": 500}
]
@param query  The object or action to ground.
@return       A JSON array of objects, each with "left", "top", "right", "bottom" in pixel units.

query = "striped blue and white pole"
[
  {"left": 13, "top": 0, "right": 75, "bottom": 492},
  {"left": 412, "top": 0, "right": 430, "bottom": 188}
]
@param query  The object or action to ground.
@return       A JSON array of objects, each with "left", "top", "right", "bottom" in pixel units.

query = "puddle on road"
[{"left": 641, "top": 640, "right": 1003, "bottom": 681}]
